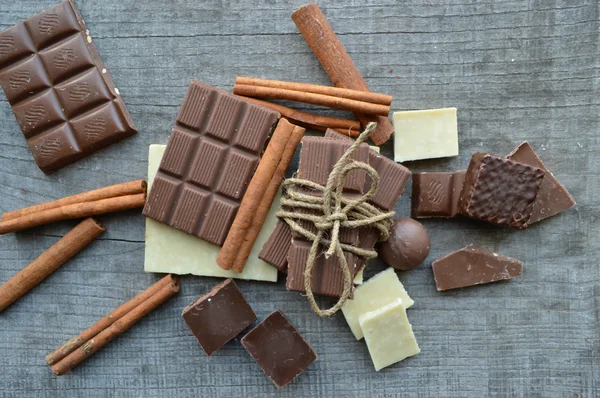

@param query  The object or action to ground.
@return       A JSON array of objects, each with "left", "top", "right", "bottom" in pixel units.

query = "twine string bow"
[{"left": 277, "top": 123, "right": 395, "bottom": 317}]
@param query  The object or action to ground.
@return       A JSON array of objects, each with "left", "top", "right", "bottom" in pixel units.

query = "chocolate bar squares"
[
  {"left": 412, "top": 170, "right": 466, "bottom": 218},
  {"left": 458, "top": 153, "right": 544, "bottom": 229},
  {"left": 143, "top": 81, "right": 279, "bottom": 246},
  {"left": 0, "top": 0, "right": 136, "bottom": 173}
]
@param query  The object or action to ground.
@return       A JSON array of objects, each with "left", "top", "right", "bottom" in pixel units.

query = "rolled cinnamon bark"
[
  {"left": 292, "top": 3, "right": 394, "bottom": 145},
  {"left": 0, "top": 193, "right": 145, "bottom": 235},
  {"left": 0, "top": 218, "right": 104, "bottom": 312},
  {"left": 50, "top": 274, "right": 180, "bottom": 376},
  {"left": 1, "top": 180, "right": 146, "bottom": 221}
]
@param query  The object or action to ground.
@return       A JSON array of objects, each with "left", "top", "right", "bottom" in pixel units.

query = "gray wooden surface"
[{"left": 0, "top": 0, "right": 598, "bottom": 397}]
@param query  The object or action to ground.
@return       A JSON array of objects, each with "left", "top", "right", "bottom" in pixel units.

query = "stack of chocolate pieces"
[
  {"left": 260, "top": 129, "right": 411, "bottom": 298},
  {"left": 411, "top": 142, "right": 575, "bottom": 228}
]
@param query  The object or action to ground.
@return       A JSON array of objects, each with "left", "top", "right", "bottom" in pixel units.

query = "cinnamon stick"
[
  {"left": 0, "top": 218, "right": 104, "bottom": 312},
  {"left": 50, "top": 274, "right": 180, "bottom": 375},
  {"left": 234, "top": 84, "right": 390, "bottom": 116},
  {"left": 236, "top": 77, "right": 392, "bottom": 106},
  {"left": 240, "top": 96, "right": 360, "bottom": 135},
  {"left": 1, "top": 180, "right": 147, "bottom": 221},
  {"left": 217, "top": 119, "right": 305, "bottom": 272},
  {"left": 292, "top": 3, "right": 395, "bottom": 145},
  {"left": 45, "top": 274, "right": 173, "bottom": 365},
  {"left": 0, "top": 193, "right": 145, "bottom": 235}
]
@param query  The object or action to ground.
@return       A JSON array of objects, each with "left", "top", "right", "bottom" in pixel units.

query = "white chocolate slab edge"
[
  {"left": 359, "top": 298, "right": 420, "bottom": 371},
  {"left": 341, "top": 267, "right": 413, "bottom": 340},
  {"left": 144, "top": 145, "right": 278, "bottom": 282}
]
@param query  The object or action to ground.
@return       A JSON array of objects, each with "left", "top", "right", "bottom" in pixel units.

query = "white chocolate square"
[
  {"left": 341, "top": 267, "right": 413, "bottom": 340},
  {"left": 359, "top": 298, "right": 420, "bottom": 371},
  {"left": 144, "top": 145, "right": 278, "bottom": 282},
  {"left": 393, "top": 108, "right": 458, "bottom": 162}
]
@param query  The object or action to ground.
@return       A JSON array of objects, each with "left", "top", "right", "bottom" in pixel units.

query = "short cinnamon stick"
[
  {"left": 0, "top": 193, "right": 145, "bottom": 235},
  {"left": 1, "top": 180, "right": 147, "bottom": 221},
  {"left": 217, "top": 119, "right": 305, "bottom": 272},
  {"left": 234, "top": 84, "right": 390, "bottom": 116},
  {"left": 0, "top": 218, "right": 104, "bottom": 312},
  {"left": 292, "top": 3, "right": 395, "bottom": 145},
  {"left": 50, "top": 274, "right": 180, "bottom": 376},
  {"left": 236, "top": 77, "right": 392, "bottom": 106},
  {"left": 45, "top": 274, "right": 173, "bottom": 365},
  {"left": 240, "top": 96, "right": 360, "bottom": 134}
]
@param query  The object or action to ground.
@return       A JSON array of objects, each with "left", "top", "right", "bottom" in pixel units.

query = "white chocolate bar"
[
  {"left": 359, "top": 298, "right": 420, "bottom": 371},
  {"left": 144, "top": 145, "right": 278, "bottom": 282},
  {"left": 341, "top": 267, "right": 413, "bottom": 339}
]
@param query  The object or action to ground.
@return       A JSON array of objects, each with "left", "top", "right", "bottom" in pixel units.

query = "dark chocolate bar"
[
  {"left": 458, "top": 153, "right": 544, "bottom": 229},
  {"left": 507, "top": 142, "right": 575, "bottom": 223},
  {"left": 143, "top": 81, "right": 280, "bottom": 246},
  {"left": 0, "top": 0, "right": 136, "bottom": 173},
  {"left": 432, "top": 245, "right": 523, "bottom": 291},
  {"left": 182, "top": 279, "right": 256, "bottom": 356},
  {"left": 411, "top": 170, "right": 466, "bottom": 218},
  {"left": 241, "top": 310, "right": 317, "bottom": 388}
]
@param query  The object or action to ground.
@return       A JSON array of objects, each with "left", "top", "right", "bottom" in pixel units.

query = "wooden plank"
[{"left": 0, "top": 0, "right": 598, "bottom": 396}]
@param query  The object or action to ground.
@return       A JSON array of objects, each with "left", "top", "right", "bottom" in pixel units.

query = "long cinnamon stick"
[
  {"left": 236, "top": 77, "right": 392, "bottom": 105},
  {"left": 240, "top": 96, "right": 360, "bottom": 134},
  {"left": 231, "top": 122, "right": 305, "bottom": 273},
  {"left": 234, "top": 84, "right": 390, "bottom": 116},
  {"left": 292, "top": 3, "right": 395, "bottom": 145},
  {"left": 1, "top": 180, "right": 147, "bottom": 221},
  {"left": 45, "top": 274, "right": 173, "bottom": 365},
  {"left": 0, "top": 193, "right": 145, "bottom": 235},
  {"left": 50, "top": 274, "right": 180, "bottom": 375},
  {"left": 0, "top": 218, "right": 104, "bottom": 312},
  {"left": 217, "top": 119, "right": 305, "bottom": 272}
]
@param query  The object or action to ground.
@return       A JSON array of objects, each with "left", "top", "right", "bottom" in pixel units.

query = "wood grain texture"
[{"left": 0, "top": 0, "right": 598, "bottom": 397}]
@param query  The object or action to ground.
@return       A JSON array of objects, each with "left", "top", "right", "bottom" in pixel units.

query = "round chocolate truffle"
[{"left": 378, "top": 218, "right": 430, "bottom": 270}]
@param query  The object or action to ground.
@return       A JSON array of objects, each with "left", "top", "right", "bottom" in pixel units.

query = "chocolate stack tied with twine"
[{"left": 276, "top": 123, "right": 395, "bottom": 316}]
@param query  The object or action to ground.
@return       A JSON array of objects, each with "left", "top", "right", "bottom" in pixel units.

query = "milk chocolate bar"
[
  {"left": 0, "top": 0, "right": 136, "bottom": 173},
  {"left": 507, "top": 142, "right": 575, "bottom": 223},
  {"left": 411, "top": 170, "right": 466, "bottom": 218},
  {"left": 182, "top": 279, "right": 256, "bottom": 356},
  {"left": 241, "top": 310, "right": 317, "bottom": 388},
  {"left": 432, "top": 245, "right": 523, "bottom": 290},
  {"left": 143, "top": 81, "right": 279, "bottom": 246},
  {"left": 458, "top": 153, "right": 544, "bottom": 229}
]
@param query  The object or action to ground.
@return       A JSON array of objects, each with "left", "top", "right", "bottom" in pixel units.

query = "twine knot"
[{"left": 276, "top": 123, "right": 394, "bottom": 317}]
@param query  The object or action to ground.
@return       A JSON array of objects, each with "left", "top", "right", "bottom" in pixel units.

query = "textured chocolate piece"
[
  {"left": 458, "top": 153, "right": 544, "bottom": 229},
  {"left": 182, "top": 279, "right": 257, "bottom": 356},
  {"left": 378, "top": 218, "right": 430, "bottom": 270},
  {"left": 432, "top": 245, "right": 523, "bottom": 291},
  {"left": 507, "top": 141, "right": 575, "bottom": 223},
  {"left": 0, "top": 0, "right": 136, "bottom": 173},
  {"left": 143, "top": 81, "right": 279, "bottom": 246},
  {"left": 241, "top": 310, "right": 317, "bottom": 388},
  {"left": 258, "top": 220, "right": 293, "bottom": 271},
  {"left": 411, "top": 170, "right": 466, "bottom": 218}
]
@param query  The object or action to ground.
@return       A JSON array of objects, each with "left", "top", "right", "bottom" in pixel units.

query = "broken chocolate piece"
[
  {"left": 0, "top": 0, "right": 136, "bottom": 173},
  {"left": 458, "top": 153, "right": 544, "bottom": 229},
  {"left": 507, "top": 141, "right": 575, "bottom": 223},
  {"left": 143, "top": 81, "right": 280, "bottom": 246},
  {"left": 432, "top": 245, "right": 523, "bottom": 291},
  {"left": 241, "top": 310, "right": 317, "bottom": 388},
  {"left": 182, "top": 278, "right": 257, "bottom": 356},
  {"left": 411, "top": 171, "right": 466, "bottom": 218}
]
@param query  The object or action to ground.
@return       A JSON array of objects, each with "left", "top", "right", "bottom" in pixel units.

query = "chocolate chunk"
[
  {"left": 143, "top": 81, "right": 279, "bottom": 246},
  {"left": 432, "top": 245, "right": 523, "bottom": 291},
  {"left": 0, "top": 0, "right": 136, "bottom": 173},
  {"left": 377, "top": 218, "right": 430, "bottom": 270},
  {"left": 411, "top": 170, "right": 466, "bottom": 218},
  {"left": 507, "top": 141, "right": 575, "bottom": 223},
  {"left": 182, "top": 279, "right": 257, "bottom": 356},
  {"left": 458, "top": 153, "right": 544, "bottom": 229},
  {"left": 258, "top": 220, "right": 293, "bottom": 271},
  {"left": 241, "top": 310, "right": 317, "bottom": 388}
]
